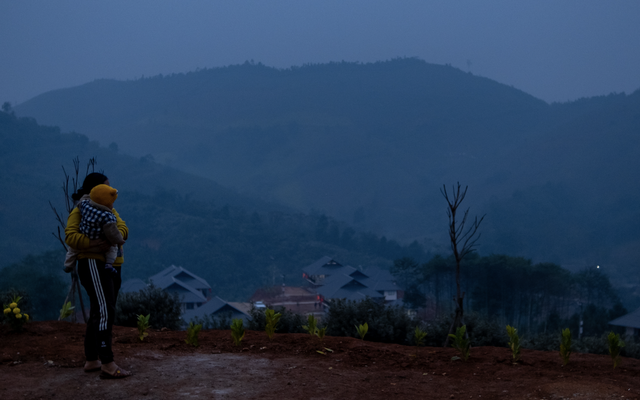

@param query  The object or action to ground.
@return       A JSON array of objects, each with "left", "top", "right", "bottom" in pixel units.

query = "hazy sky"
[{"left": 2, "top": 1, "right": 639, "bottom": 104}]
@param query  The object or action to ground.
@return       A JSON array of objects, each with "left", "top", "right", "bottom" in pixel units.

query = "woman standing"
[{"left": 65, "top": 172, "right": 131, "bottom": 379}]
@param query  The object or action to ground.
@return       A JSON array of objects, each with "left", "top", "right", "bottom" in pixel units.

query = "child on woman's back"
[{"left": 64, "top": 184, "right": 125, "bottom": 273}]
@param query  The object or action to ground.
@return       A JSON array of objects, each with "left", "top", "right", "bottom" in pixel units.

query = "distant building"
[
  {"left": 182, "top": 296, "right": 251, "bottom": 325},
  {"left": 302, "top": 256, "right": 404, "bottom": 304},
  {"left": 609, "top": 307, "right": 640, "bottom": 337},
  {"left": 149, "top": 265, "right": 212, "bottom": 312},
  {"left": 316, "top": 273, "right": 384, "bottom": 302},
  {"left": 250, "top": 285, "right": 322, "bottom": 317},
  {"left": 302, "top": 256, "right": 354, "bottom": 286},
  {"left": 120, "top": 265, "right": 250, "bottom": 328},
  {"left": 251, "top": 256, "right": 404, "bottom": 317}
]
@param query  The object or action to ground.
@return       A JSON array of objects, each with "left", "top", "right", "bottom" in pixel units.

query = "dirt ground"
[{"left": 1, "top": 322, "right": 639, "bottom": 399}]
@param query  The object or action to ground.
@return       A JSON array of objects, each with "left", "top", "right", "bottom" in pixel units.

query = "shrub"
[
  {"left": 1, "top": 289, "right": 31, "bottom": 325},
  {"left": 302, "top": 314, "right": 320, "bottom": 336},
  {"left": 506, "top": 325, "right": 521, "bottom": 362},
  {"left": 520, "top": 332, "right": 640, "bottom": 360},
  {"left": 522, "top": 332, "right": 561, "bottom": 352},
  {"left": 356, "top": 322, "right": 369, "bottom": 340},
  {"left": 265, "top": 308, "right": 282, "bottom": 340},
  {"left": 316, "top": 325, "right": 327, "bottom": 339},
  {"left": 248, "top": 305, "right": 305, "bottom": 333},
  {"left": 608, "top": 331, "right": 625, "bottom": 369},
  {"left": 413, "top": 325, "right": 427, "bottom": 346},
  {"left": 418, "top": 313, "right": 506, "bottom": 348},
  {"left": 0, "top": 252, "right": 67, "bottom": 321},
  {"left": 463, "top": 313, "right": 507, "bottom": 347},
  {"left": 190, "top": 311, "right": 234, "bottom": 330},
  {"left": 574, "top": 334, "right": 610, "bottom": 355},
  {"left": 559, "top": 328, "right": 572, "bottom": 366},
  {"left": 324, "top": 298, "right": 416, "bottom": 344},
  {"left": 621, "top": 339, "right": 640, "bottom": 359},
  {"left": 115, "top": 284, "right": 182, "bottom": 330},
  {"left": 302, "top": 314, "right": 318, "bottom": 335},
  {"left": 420, "top": 316, "right": 453, "bottom": 347},
  {"left": 185, "top": 322, "right": 202, "bottom": 347},
  {"left": 449, "top": 325, "right": 471, "bottom": 361},
  {"left": 231, "top": 318, "right": 245, "bottom": 346},
  {"left": 302, "top": 314, "right": 327, "bottom": 339},
  {"left": 137, "top": 314, "right": 150, "bottom": 341},
  {"left": 59, "top": 301, "right": 75, "bottom": 320},
  {"left": 2, "top": 293, "right": 30, "bottom": 331}
]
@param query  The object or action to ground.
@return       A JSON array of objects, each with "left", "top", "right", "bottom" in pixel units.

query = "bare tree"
[
  {"left": 441, "top": 183, "right": 485, "bottom": 346},
  {"left": 50, "top": 157, "right": 97, "bottom": 322}
]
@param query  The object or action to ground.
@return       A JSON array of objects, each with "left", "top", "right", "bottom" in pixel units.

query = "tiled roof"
[
  {"left": 162, "top": 280, "right": 207, "bottom": 303},
  {"left": 349, "top": 269, "right": 370, "bottom": 280},
  {"left": 227, "top": 302, "right": 252, "bottom": 315},
  {"left": 302, "top": 256, "right": 347, "bottom": 276},
  {"left": 353, "top": 266, "right": 403, "bottom": 292},
  {"left": 149, "top": 265, "right": 211, "bottom": 290},
  {"left": 317, "top": 274, "right": 384, "bottom": 300},
  {"left": 182, "top": 296, "right": 251, "bottom": 324},
  {"left": 363, "top": 266, "right": 396, "bottom": 282},
  {"left": 302, "top": 257, "right": 402, "bottom": 300}
]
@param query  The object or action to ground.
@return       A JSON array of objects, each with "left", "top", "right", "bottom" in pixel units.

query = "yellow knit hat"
[{"left": 90, "top": 184, "right": 118, "bottom": 208}]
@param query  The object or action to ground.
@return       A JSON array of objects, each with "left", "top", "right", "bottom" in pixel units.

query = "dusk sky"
[{"left": 2, "top": 1, "right": 639, "bottom": 105}]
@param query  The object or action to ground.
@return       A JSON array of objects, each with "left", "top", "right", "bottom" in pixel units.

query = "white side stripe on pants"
[{"left": 89, "top": 259, "right": 108, "bottom": 331}]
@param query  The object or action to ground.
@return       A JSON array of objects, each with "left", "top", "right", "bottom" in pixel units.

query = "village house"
[
  {"left": 249, "top": 285, "right": 322, "bottom": 318},
  {"left": 251, "top": 256, "right": 404, "bottom": 316},
  {"left": 120, "top": 265, "right": 250, "bottom": 327},
  {"left": 149, "top": 265, "right": 212, "bottom": 312},
  {"left": 609, "top": 307, "right": 640, "bottom": 337},
  {"left": 182, "top": 296, "right": 252, "bottom": 325},
  {"left": 302, "top": 256, "right": 404, "bottom": 304}
]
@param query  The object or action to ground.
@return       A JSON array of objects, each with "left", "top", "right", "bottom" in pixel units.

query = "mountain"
[
  {"left": 13, "top": 58, "right": 640, "bottom": 283},
  {"left": 14, "top": 59, "right": 547, "bottom": 235},
  {"left": 0, "top": 111, "right": 428, "bottom": 300}
]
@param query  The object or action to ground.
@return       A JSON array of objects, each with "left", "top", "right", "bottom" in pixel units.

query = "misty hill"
[
  {"left": 14, "top": 58, "right": 640, "bottom": 282},
  {"left": 0, "top": 111, "right": 427, "bottom": 300}
]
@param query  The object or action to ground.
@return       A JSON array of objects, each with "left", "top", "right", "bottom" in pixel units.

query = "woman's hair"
[{"left": 71, "top": 172, "right": 109, "bottom": 201}]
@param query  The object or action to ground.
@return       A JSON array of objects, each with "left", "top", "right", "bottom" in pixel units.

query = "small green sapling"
[
  {"left": 559, "top": 328, "right": 572, "bottom": 366},
  {"left": 506, "top": 325, "right": 521, "bottom": 362},
  {"left": 59, "top": 301, "right": 75, "bottom": 320},
  {"left": 265, "top": 308, "right": 282, "bottom": 340},
  {"left": 302, "top": 314, "right": 319, "bottom": 336},
  {"left": 414, "top": 326, "right": 427, "bottom": 346},
  {"left": 448, "top": 325, "right": 471, "bottom": 361},
  {"left": 607, "top": 331, "right": 625, "bottom": 369},
  {"left": 355, "top": 322, "right": 368, "bottom": 340},
  {"left": 231, "top": 318, "right": 245, "bottom": 346},
  {"left": 137, "top": 313, "right": 151, "bottom": 341},
  {"left": 185, "top": 322, "right": 202, "bottom": 347}
]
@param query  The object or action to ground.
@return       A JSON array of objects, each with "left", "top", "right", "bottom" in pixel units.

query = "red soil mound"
[{"left": 1, "top": 321, "right": 639, "bottom": 399}]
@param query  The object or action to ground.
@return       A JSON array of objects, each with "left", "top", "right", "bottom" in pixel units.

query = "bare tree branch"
[
  {"left": 51, "top": 157, "right": 98, "bottom": 325},
  {"left": 441, "top": 182, "right": 485, "bottom": 346},
  {"left": 51, "top": 227, "right": 67, "bottom": 252}
]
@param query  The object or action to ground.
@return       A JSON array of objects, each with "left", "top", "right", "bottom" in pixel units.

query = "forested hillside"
[
  {"left": 14, "top": 59, "right": 548, "bottom": 240},
  {"left": 14, "top": 59, "right": 640, "bottom": 284},
  {"left": 0, "top": 110, "right": 427, "bottom": 301}
]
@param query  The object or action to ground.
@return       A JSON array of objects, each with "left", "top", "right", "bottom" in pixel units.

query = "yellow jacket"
[{"left": 65, "top": 207, "right": 128, "bottom": 266}]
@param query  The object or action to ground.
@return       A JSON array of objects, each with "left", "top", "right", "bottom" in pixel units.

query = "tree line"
[{"left": 391, "top": 253, "right": 627, "bottom": 336}]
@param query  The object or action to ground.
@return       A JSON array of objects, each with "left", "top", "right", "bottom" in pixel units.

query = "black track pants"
[{"left": 78, "top": 258, "right": 121, "bottom": 364}]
